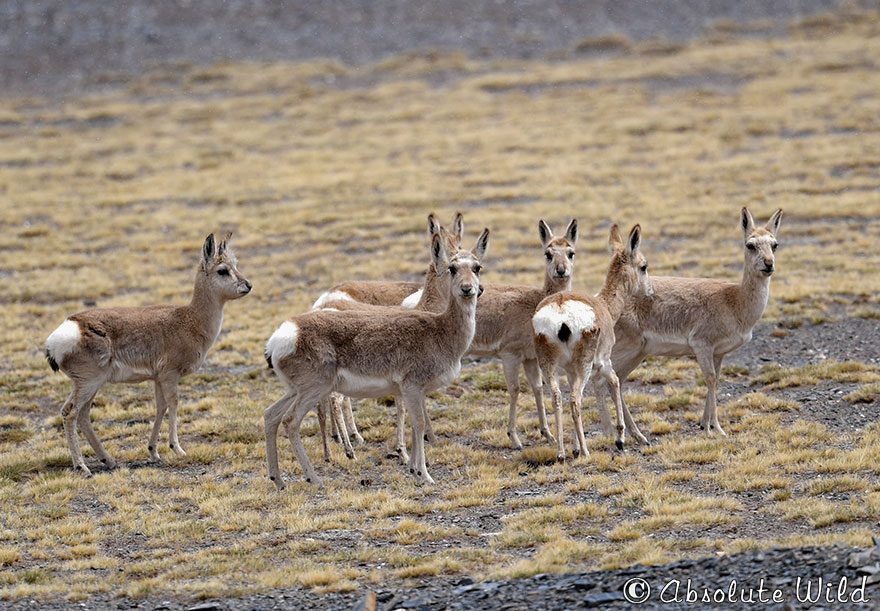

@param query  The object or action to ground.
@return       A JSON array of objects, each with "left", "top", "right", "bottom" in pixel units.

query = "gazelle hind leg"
[
  {"left": 76, "top": 399, "right": 116, "bottom": 469},
  {"left": 264, "top": 391, "right": 296, "bottom": 489},
  {"left": 566, "top": 366, "right": 589, "bottom": 459},
  {"left": 282, "top": 390, "right": 327, "bottom": 487},
  {"left": 62, "top": 381, "right": 105, "bottom": 476}
]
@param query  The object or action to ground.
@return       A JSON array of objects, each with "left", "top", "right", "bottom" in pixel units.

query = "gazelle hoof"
[
  {"left": 345, "top": 449, "right": 356, "bottom": 460},
  {"left": 353, "top": 433, "right": 365, "bottom": 446},
  {"left": 615, "top": 439, "right": 624, "bottom": 451},
  {"left": 555, "top": 454, "right": 566, "bottom": 464}
]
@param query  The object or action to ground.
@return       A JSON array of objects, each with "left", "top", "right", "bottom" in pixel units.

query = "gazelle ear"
[
  {"left": 202, "top": 234, "right": 216, "bottom": 269},
  {"left": 472, "top": 228, "right": 490, "bottom": 262},
  {"left": 451, "top": 211, "right": 464, "bottom": 246},
  {"left": 626, "top": 224, "right": 642, "bottom": 258},
  {"left": 765, "top": 208, "right": 783, "bottom": 236},
  {"left": 431, "top": 232, "right": 449, "bottom": 271},
  {"left": 538, "top": 220, "right": 553, "bottom": 248},
  {"left": 218, "top": 231, "right": 233, "bottom": 255},
  {"left": 741, "top": 207, "right": 756, "bottom": 240},
  {"left": 607, "top": 224, "right": 622, "bottom": 253},
  {"left": 427, "top": 213, "right": 440, "bottom": 238},
  {"left": 564, "top": 219, "right": 578, "bottom": 246}
]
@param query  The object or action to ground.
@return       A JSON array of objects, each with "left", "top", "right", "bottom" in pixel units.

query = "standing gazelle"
[
  {"left": 315, "top": 213, "right": 466, "bottom": 463},
  {"left": 45, "top": 233, "right": 252, "bottom": 475},
  {"left": 606, "top": 207, "right": 783, "bottom": 438},
  {"left": 468, "top": 219, "right": 579, "bottom": 449},
  {"left": 533, "top": 224, "right": 652, "bottom": 460},
  {"left": 264, "top": 228, "right": 489, "bottom": 488}
]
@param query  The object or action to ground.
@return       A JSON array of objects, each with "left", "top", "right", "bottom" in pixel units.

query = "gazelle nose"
[
  {"left": 555, "top": 264, "right": 567, "bottom": 277},
  {"left": 242, "top": 279, "right": 253, "bottom": 293},
  {"left": 460, "top": 284, "right": 474, "bottom": 297}
]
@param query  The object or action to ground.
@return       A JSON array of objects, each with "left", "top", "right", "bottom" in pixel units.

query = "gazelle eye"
[
  {"left": 474, "top": 264, "right": 482, "bottom": 274},
  {"left": 448, "top": 265, "right": 457, "bottom": 275},
  {"left": 771, "top": 243, "right": 778, "bottom": 252},
  {"left": 545, "top": 252, "right": 552, "bottom": 261},
  {"left": 746, "top": 243, "right": 756, "bottom": 251},
  {"left": 568, "top": 252, "right": 575, "bottom": 260},
  {"left": 640, "top": 264, "right": 648, "bottom": 272},
  {"left": 217, "top": 268, "right": 230, "bottom": 276}
]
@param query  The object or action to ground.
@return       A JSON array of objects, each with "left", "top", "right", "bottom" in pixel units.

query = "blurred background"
[{"left": 2, "top": 0, "right": 873, "bottom": 94}]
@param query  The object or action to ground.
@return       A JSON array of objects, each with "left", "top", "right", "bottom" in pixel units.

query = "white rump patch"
[
  {"left": 401, "top": 289, "right": 423, "bottom": 309},
  {"left": 266, "top": 321, "right": 299, "bottom": 365},
  {"left": 312, "top": 290, "right": 355, "bottom": 310},
  {"left": 532, "top": 300, "right": 596, "bottom": 342},
  {"left": 46, "top": 319, "right": 81, "bottom": 364}
]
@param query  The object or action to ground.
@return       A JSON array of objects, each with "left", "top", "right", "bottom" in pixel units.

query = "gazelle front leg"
[
  {"left": 502, "top": 354, "right": 525, "bottom": 449},
  {"left": 341, "top": 396, "right": 365, "bottom": 446},
  {"left": 523, "top": 358, "right": 555, "bottom": 445},
  {"left": 330, "top": 396, "right": 355, "bottom": 460},
  {"left": 695, "top": 348, "right": 727, "bottom": 437},
  {"left": 402, "top": 387, "right": 433, "bottom": 485},
  {"left": 391, "top": 395, "right": 410, "bottom": 465},
  {"left": 149, "top": 380, "right": 168, "bottom": 461},
  {"left": 595, "top": 363, "right": 625, "bottom": 450},
  {"left": 157, "top": 376, "right": 186, "bottom": 457}
]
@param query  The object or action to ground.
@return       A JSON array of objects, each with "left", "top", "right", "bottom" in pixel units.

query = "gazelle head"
[
  {"left": 538, "top": 218, "right": 578, "bottom": 281},
  {"left": 431, "top": 226, "right": 489, "bottom": 302},
  {"left": 741, "top": 207, "right": 783, "bottom": 278},
  {"left": 608, "top": 223, "right": 653, "bottom": 299},
  {"left": 200, "top": 232, "right": 252, "bottom": 300}
]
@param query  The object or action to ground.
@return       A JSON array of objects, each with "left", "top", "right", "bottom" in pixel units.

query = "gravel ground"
[{"left": 5, "top": 541, "right": 878, "bottom": 610}]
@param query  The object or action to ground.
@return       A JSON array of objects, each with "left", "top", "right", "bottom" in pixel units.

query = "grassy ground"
[{"left": 1, "top": 10, "right": 879, "bottom": 602}]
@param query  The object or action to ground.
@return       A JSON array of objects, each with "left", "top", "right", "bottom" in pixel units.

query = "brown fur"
[
  {"left": 533, "top": 224, "right": 652, "bottom": 460},
  {"left": 45, "top": 233, "right": 252, "bottom": 475},
  {"left": 264, "top": 228, "right": 489, "bottom": 488},
  {"left": 313, "top": 213, "right": 464, "bottom": 460},
  {"left": 609, "top": 207, "right": 783, "bottom": 437},
  {"left": 468, "top": 219, "right": 579, "bottom": 449}
]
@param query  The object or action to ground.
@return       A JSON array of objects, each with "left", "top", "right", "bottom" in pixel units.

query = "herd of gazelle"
[{"left": 45, "top": 208, "right": 783, "bottom": 487}]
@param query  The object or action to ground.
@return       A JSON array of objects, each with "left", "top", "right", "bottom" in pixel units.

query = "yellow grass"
[{"left": 1, "top": 9, "right": 880, "bottom": 601}]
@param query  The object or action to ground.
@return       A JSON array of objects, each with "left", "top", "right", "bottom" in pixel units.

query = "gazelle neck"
[
  {"left": 739, "top": 263, "right": 772, "bottom": 326},
  {"left": 187, "top": 269, "right": 226, "bottom": 342},
  {"left": 597, "top": 260, "right": 630, "bottom": 323},
  {"left": 543, "top": 272, "right": 571, "bottom": 295}
]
